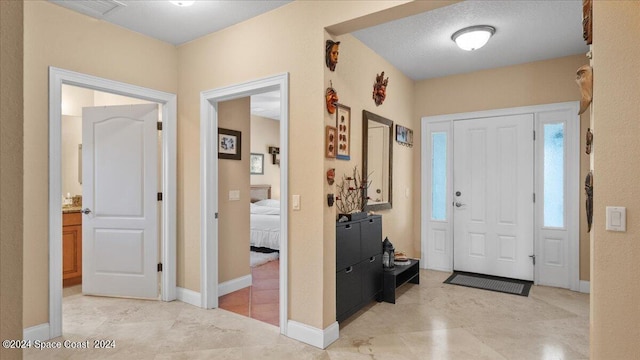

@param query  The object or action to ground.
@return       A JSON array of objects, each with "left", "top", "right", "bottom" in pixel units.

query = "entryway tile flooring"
[
  {"left": 25, "top": 270, "right": 589, "bottom": 359},
  {"left": 219, "top": 259, "right": 280, "bottom": 326}
]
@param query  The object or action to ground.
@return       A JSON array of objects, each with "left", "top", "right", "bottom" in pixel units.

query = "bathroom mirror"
[{"left": 362, "top": 110, "right": 392, "bottom": 210}]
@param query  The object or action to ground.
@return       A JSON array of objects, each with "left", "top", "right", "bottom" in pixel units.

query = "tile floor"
[
  {"left": 25, "top": 269, "right": 589, "bottom": 359},
  {"left": 219, "top": 259, "right": 280, "bottom": 326}
]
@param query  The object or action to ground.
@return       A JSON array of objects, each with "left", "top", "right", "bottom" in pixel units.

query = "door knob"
[
  {"left": 81, "top": 208, "right": 92, "bottom": 214},
  {"left": 455, "top": 202, "right": 465, "bottom": 208}
]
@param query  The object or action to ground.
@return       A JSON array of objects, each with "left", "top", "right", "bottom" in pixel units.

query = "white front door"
[
  {"left": 453, "top": 114, "right": 534, "bottom": 280},
  {"left": 82, "top": 104, "right": 159, "bottom": 298}
]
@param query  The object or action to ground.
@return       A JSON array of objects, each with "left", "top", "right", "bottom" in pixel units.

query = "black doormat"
[{"left": 443, "top": 271, "right": 532, "bottom": 297}]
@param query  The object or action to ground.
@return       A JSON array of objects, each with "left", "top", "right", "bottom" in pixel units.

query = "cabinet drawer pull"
[
  {"left": 345, "top": 266, "right": 353, "bottom": 274},
  {"left": 369, "top": 256, "right": 376, "bottom": 262},
  {"left": 345, "top": 224, "right": 352, "bottom": 229},
  {"left": 369, "top": 218, "right": 374, "bottom": 223}
]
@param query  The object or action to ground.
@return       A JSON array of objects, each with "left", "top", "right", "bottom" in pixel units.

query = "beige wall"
[
  {"left": 176, "top": 0, "right": 435, "bottom": 330},
  {"left": 218, "top": 98, "right": 251, "bottom": 283},
  {"left": 414, "top": 54, "right": 591, "bottom": 280},
  {"left": 0, "top": 1, "right": 24, "bottom": 358},
  {"left": 250, "top": 115, "right": 281, "bottom": 199},
  {"left": 591, "top": 1, "right": 640, "bottom": 357},
  {"left": 326, "top": 33, "right": 417, "bottom": 256},
  {"left": 23, "top": 0, "right": 177, "bottom": 328}
]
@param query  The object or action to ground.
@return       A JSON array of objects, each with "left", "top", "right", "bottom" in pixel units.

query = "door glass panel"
[
  {"left": 432, "top": 132, "right": 447, "bottom": 220},
  {"left": 543, "top": 123, "right": 564, "bottom": 227}
]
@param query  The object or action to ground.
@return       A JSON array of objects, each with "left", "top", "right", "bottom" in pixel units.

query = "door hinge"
[
  {"left": 157, "top": 122, "right": 163, "bottom": 131},
  {"left": 529, "top": 254, "right": 536, "bottom": 265},
  {"left": 214, "top": 212, "right": 219, "bottom": 219},
  {"left": 533, "top": 193, "right": 536, "bottom": 203},
  {"left": 157, "top": 192, "right": 163, "bottom": 201},
  {"left": 533, "top": 130, "right": 536, "bottom": 140},
  {"left": 157, "top": 263, "right": 163, "bottom": 272}
]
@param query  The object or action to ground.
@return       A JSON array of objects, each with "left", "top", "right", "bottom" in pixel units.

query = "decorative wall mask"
[
  {"left": 585, "top": 170, "right": 593, "bottom": 232},
  {"left": 327, "top": 168, "right": 335, "bottom": 185},
  {"left": 585, "top": 128, "right": 593, "bottom": 155},
  {"left": 325, "top": 81, "right": 339, "bottom": 114},
  {"left": 373, "top": 71, "right": 389, "bottom": 106},
  {"left": 576, "top": 65, "right": 593, "bottom": 115},
  {"left": 325, "top": 40, "right": 340, "bottom": 71},
  {"left": 582, "top": 0, "right": 592, "bottom": 45}
]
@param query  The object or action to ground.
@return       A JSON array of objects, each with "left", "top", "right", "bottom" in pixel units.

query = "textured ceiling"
[
  {"left": 49, "top": 0, "right": 589, "bottom": 111},
  {"left": 352, "top": 0, "right": 589, "bottom": 80},
  {"left": 49, "top": 0, "right": 292, "bottom": 45}
]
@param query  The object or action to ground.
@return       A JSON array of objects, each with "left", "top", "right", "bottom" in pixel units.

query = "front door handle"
[
  {"left": 81, "top": 208, "right": 92, "bottom": 215},
  {"left": 455, "top": 202, "right": 466, "bottom": 208}
]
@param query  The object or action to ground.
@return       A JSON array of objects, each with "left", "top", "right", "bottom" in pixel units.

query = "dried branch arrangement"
[{"left": 335, "top": 166, "right": 371, "bottom": 214}]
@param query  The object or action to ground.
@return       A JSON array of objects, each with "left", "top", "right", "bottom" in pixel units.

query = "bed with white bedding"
[
  {"left": 250, "top": 186, "right": 280, "bottom": 251},
  {"left": 250, "top": 201, "right": 280, "bottom": 251}
]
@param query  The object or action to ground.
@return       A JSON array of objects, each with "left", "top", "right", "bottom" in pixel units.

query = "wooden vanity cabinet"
[{"left": 62, "top": 212, "right": 82, "bottom": 287}]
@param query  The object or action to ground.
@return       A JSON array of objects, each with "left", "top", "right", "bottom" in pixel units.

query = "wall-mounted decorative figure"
[
  {"left": 327, "top": 168, "right": 335, "bottom": 185},
  {"left": 576, "top": 65, "right": 593, "bottom": 115},
  {"left": 373, "top": 71, "right": 389, "bottom": 106},
  {"left": 585, "top": 170, "right": 593, "bottom": 232},
  {"left": 326, "top": 81, "right": 339, "bottom": 114},
  {"left": 585, "top": 128, "right": 593, "bottom": 155},
  {"left": 325, "top": 40, "right": 340, "bottom": 71},
  {"left": 582, "top": 0, "right": 592, "bottom": 45}
]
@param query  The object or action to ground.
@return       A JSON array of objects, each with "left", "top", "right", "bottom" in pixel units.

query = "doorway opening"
[
  {"left": 217, "top": 92, "right": 282, "bottom": 326},
  {"left": 48, "top": 67, "right": 177, "bottom": 339},
  {"left": 421, "top": 101, "right": 580, "bottom": 291},
  {"left": 200, "top": 73, "right": 289, "bottom": 335}
]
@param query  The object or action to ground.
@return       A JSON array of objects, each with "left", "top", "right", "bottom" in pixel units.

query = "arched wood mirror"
[{"left": 362, "top": 110, "right": 392, "bottom": 210}]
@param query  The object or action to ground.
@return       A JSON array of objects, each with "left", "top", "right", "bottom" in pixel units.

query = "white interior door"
[
  {"left": 453, "top": 114, "right": 534, "bottom": 280},
  {"left": 82, "top": 104, "right": 159, "bottom": 298}
]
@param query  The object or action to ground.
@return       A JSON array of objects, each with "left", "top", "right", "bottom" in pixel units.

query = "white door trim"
[
  {"left": 48, "top": 67, "right": 177, "bottom": 339},
  {"left": 200, "top": 73, "right": 289, "bottom": 335},
  {"left": 421, "top": 101, "right": 580, "bottom": 291}
]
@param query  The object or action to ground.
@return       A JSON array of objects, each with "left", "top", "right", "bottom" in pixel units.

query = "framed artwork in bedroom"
[
  {"left": 218, "top": 128, "right": 241, "bottom": 160},
  {"left": 250, "top": 153, "right": 264, "bottom": 174}
]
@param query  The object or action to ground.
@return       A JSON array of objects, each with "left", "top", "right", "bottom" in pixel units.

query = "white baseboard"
[
  {"left": 176, "top": 287, "right": 202, "bottom": 307},
  {"left": 218, "top": 275, "right": 252, "bottom": 297},
  {"left": 579, "top": 280, "right": 590, "bottom": 294},
  {"left": 287, "top": 320, "right": 339, "bottom": 349},
  {"left": 23, "top": 323, "right": 50, "bottom": 342}
]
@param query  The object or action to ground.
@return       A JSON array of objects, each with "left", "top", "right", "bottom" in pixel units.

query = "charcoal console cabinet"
[{"left": 336, "top": 215, "right": 383, "bottom": 322}]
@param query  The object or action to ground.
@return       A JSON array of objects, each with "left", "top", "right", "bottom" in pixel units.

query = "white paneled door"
[
  {"left": 453, "top": 114, "right": 534, "bottom": 281},
  {"left": 82, "top": 104, "right": 159, "bottom": 298}
]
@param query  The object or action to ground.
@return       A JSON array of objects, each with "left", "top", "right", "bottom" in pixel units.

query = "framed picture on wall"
[
  {"left": 335, "top": 103, "right": 351, "bottom": 160},
  {"left": 396, "top": 124, "right": 413, "bottom": 147},
  {"left": 326, "top": 126, "right": 337, "bottom": 158},
  {"left": 250, "top": 153, "right": 264, "bottom": 174},
  {"left": 218, "top": 128, "right": 241, "bottom": 160}
]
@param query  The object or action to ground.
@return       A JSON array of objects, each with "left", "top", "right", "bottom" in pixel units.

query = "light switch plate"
[
  {"left": 292, "top": 195, "right": 301, "bottom": 210},
  {"left": 606, "top": 206, "right": 626, "bottom": 232},
  {"left": 229, "top": 190, "right": 240, "bottom": 201}
]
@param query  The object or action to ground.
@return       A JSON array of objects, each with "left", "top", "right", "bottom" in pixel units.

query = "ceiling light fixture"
[
  {"left": 169, "top": 1, "right": 194, "bottom": 7},
  {"left": 451, "top": 25, "right": 496, "bottom": 51}
]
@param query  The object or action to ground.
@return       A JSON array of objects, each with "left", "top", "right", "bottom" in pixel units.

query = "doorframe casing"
[
  {"left": 199, "top": 73, "right": 289, "bottom": 334},
  {"left": 420, "top": 101, "right": 580, "bottom": 291},
  {"left": 48, "top": 67, "right": 177, "bottom": 339}
]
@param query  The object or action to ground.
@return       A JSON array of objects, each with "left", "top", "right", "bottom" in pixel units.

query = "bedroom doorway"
[{"left": 200, "top": 73, "right": 289, "bottom": 335}]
